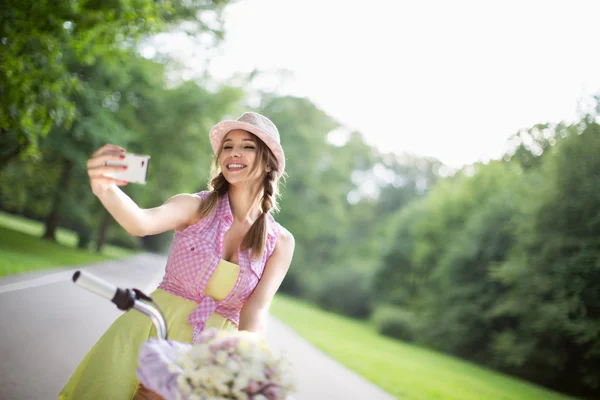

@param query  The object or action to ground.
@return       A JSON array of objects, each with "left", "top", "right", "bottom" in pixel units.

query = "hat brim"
[{"left": 209, "top": 120, "right": 285, "bottom": 178}]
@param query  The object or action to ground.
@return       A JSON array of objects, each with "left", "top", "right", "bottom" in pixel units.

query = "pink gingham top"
[{"left": 157, "top": 191, "right": 281, "bottom": 342}]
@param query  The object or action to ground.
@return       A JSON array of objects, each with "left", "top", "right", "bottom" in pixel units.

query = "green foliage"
[
  {"left": 372, "top": 200, "right": 428, "bottom": 307},
  {"left": 413, "top": 163, "right": 519, "bottom": 357},
  {"left": 1, "top": 38, "right": 244, "bottom": 247},
  {"left": 0, "top": 153, "right": 60, "bottom": 216},
  {"left": 119, "top": 61, "right": 244, "bottom": 252},
  {"left": 0, "top": 0, "right": 233, "bottom": 162},
  {"left": 311, "top": 266, "right": 373, "bottom": 319},
  {"left": 258, "top": 97, "right": 370, "bottom": 293},
  {"left": 258, "top": 96, "right": 440, "bottom": 306},
  {"left": 371, "top": 304, "right": 417, "bottom": 342},
  {"left": 489, "top": 123, "right": 600, "bottom": 394},
  {"left": 372, "top": 116, "right": 600, "bottom": 397}
]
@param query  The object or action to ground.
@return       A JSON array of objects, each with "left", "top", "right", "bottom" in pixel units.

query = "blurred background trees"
[
  {"left": 2, "top": 0, "right": 600, "bottom": 397},
  {"left": 371, "top": 119, "right": 600, "bottom": 397}
]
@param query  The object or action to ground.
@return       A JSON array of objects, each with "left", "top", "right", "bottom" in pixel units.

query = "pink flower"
[
  {"left": 196, "top": 327, "right": 220, "bottom": 343},
  {"left": 246, "top": 381, "right": 261, "bottom": 394},
  {"left": 207, "top": 335, "right": 239, "bottom": 355},
  {"left": 263, "top": 385, "right": 282, "bottom": 400},
  {"left": 264, "top": 367, "right": 274, "bottom": 379}
]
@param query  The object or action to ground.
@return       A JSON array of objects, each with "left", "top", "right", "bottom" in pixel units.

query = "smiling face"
[{"left": 218, "top": 129, "right": 265, "bottom": 186}]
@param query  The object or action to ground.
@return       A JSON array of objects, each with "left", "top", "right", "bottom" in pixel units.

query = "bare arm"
[
  {"left": 238, "top": 227, "right": 295, "bottom": 333},
  {"left": 87, "top": 144, "right": 201, "bottom": 236},
  {"left": 96, "top": 190, "right": 201, "bottom": 236}
]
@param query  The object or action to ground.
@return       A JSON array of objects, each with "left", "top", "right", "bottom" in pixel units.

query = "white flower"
[
  {"left": 225, "top": 359, "right": 241, "bottom": 374},
  {"left": 233, "top": 374, "right": 250, "bottom": 391},
  {"left": 214, "top": 382, "right": 230, "bottom": 396},
  {"left": 215, "top": 350, "right": 229, "bottom": 365},
  {"left": 231, "top": 389, "right": 249, "bottom": 400},
  {"left": 249, "top": 365, "right": 266, "bottom": 383},
  {"left": 194, "top": 385, "right": 216, "bottom": 397},
  {"left": 187, "top": 368, "right": 209, "bottom": 387},
  {"left": 189, "top": 345, "right": 212, "bottom": 363},
  {"left": 237, "top": 340, "right": 251, "bottom": 354},
  {"left": 176, "top": 375, "right": 191, "bottom": 392},
  {"left": 207, "top": 367, "right": 230, "bottom": 393},
  {"left": 179, "top": 357, "right": 197, "bottom": 373},
  {"left": 203, "top": 391, "right": 227, "bottom": 400},
  {"left": 156, "top": 329, "right": 296, "bottom": 400}
]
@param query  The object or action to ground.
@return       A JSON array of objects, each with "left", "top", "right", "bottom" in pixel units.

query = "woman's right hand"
[{"left": 87, "top": 144, "right": 129, "bottom": 195}]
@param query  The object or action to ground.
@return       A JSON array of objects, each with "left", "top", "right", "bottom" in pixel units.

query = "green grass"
[
  {"left": 0, "top": 211, "right": 138, "bottom": 277},
  {"left": 270, "top": 295, "right": 576, "bottom": 400}
]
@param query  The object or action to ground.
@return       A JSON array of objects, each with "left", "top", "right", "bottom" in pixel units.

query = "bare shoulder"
[
  {"left": 164, "top": 193, "right": 203, "bottom": 210},
  {"left": 274, "top": 225, "right": 295, "bottom": 255},
  {"left": 162, "top": 193, "right": 203, "bottom": 230}
]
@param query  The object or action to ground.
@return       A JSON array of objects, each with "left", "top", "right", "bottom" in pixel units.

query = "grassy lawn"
[
  {"left": 0, "top": 211, "right": 138, "bottom": 277},
  {"left": 270, "top": 295, "right": 576, "bottom": 400}
]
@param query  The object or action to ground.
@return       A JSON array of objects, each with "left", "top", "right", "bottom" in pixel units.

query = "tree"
[
  {"left": 38, "top": 49, "right": 141, "bottom": 242},
  {"left": 491, "top": 122, "right": 600, "bottom": 396},
  {"left": 0, "top": 0, "right": 232, "bottom": 164}
]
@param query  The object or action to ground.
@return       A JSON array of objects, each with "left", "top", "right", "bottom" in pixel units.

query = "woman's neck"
[{"left": 227, "top": 183, "right": 263, "bottom": 224}]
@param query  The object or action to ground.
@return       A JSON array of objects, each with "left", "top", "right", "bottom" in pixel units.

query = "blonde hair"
[{"left": 197, "top": 133, "right": 281, "bottom": 259}]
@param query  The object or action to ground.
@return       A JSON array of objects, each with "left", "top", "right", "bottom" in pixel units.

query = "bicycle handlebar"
[
  {"left": 72, "top": 270, "right": 120, "bottom": 303},
  {"left": 72, "top": 270, "right": 168, "bottom": 340}
]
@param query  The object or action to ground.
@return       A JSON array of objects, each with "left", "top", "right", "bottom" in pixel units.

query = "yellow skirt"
[{"left": 58, "top": 288, "right": 238, "bottom": 400}]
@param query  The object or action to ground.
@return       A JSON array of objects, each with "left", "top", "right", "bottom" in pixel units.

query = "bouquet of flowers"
[{"left": 136, "top": 328, "right": 296, "bottom": 400}]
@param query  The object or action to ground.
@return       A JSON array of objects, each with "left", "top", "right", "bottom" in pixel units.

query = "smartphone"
[{"left": 106, "top": 153, "right": 151, "bottom": 184}]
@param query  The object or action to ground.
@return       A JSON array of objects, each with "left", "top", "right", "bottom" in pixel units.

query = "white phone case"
[{"left": 106, "top": 153, "right": 151, "bottom": 184}]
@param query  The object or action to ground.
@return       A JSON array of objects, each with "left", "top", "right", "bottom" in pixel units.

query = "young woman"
[{"left": 59, "top": 112, "right": 295, "bottom": 400}]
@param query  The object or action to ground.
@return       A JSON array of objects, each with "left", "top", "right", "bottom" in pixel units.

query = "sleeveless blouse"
[{"left": 157, "top": 191, "right": 281, "bottom": 342}]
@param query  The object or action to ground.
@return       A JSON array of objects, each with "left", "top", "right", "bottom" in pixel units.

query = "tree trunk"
[
  {"left": 76, "top": 227, "right": 93, "bottom": 250},
  {"left": 0, "top": 129, "right": 26, "bottom": 167},
  {"left": 95, "top": 211, "right": 112, "bottom": 252},
  {"left": 42, "top": 158, "right": 73, "bottom": 241},
  {"left": 0, "top": 144, "right": 23, "bottom": 166}
]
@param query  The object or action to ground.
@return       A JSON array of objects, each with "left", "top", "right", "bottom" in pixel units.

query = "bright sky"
[{"left": 152, "top": 0, "right": 600, "bottom": 168}]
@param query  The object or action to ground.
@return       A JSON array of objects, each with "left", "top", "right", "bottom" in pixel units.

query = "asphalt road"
[{"left": 0, "top": 253, "right": 396, "bottom": 400}]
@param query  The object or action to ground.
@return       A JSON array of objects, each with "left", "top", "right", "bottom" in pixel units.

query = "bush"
[
  {"left": 311, "top": 268, "right": 373, "bottom": 319},
  {"left": 372, "top": 305, "right": 417, "bottom": 342},
  {"left": 106, "top": 232, "right": 141, "bottom": 250},
  {"left": 140, "top": 232, "right": 173, "bottom": 253},
  {"left": 278, "top": 269, "right": 304, "bottom": 297}
]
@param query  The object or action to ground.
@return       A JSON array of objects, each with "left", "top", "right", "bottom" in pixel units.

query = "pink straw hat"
[{"left": 209, "top": 112, "right": 285, "bottom": 178}]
